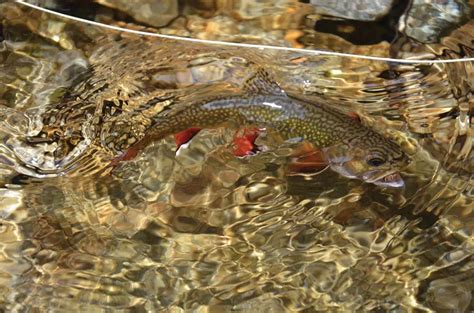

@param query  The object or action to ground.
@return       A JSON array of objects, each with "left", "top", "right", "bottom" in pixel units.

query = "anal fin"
[{"left": 174, "top": 127, "right": 202, "bottom": 150}]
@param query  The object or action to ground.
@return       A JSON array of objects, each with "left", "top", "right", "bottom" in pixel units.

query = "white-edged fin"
[
  {"left": 176, "top": 141, "right": 192, "bottom": 156},
  {"left": 242, "top": 69, "right": 287, "bottom": 96}
]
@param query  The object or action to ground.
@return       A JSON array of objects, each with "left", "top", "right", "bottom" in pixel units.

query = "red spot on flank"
[
  {"left": 174, "top": 127, "right": 202, "bottom": 150},
  {"left": 233, "top": 127, "right": 261, "bottom": 157}
]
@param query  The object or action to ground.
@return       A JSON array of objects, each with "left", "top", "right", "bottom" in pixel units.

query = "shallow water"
[{"left": 0, "top": 1, "right": 473, "bottom": 311}]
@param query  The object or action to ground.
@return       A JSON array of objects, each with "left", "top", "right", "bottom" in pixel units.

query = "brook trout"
[{"left": 117, "top": 93, "right": 410, "bottom": 188}]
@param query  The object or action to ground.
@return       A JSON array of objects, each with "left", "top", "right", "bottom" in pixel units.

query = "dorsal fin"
[{"left": 242, "top": 69, "right": 286, "bottom": 96}]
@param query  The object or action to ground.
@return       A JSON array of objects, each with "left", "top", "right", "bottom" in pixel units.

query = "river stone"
[
  {"left": 309, "top": 0, "right": 395, "bottom": 21},
  {"left": 95, "top": 0, "right": 178, "bottom": 28},
  {"left": 398, "top": 0, "right": 471, "bottom": 43}
]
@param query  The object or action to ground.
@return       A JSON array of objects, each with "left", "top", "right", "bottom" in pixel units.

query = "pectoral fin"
[{"left": 287, "top": 142, "right": 329, "bottom": 173}]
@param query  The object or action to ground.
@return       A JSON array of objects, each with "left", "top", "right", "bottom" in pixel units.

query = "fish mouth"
[
  {"left": 330, "top": 164, "right": 405, "bottom": 188},
  {"left": 324, "top": 148, "right": 406, "bottom": 188},
  {"left": 369, "top": 171, "right": 404, "bottom": 188}
]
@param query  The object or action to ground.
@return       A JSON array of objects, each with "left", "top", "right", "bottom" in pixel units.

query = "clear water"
[{"left": 0, "top": 0, "right": 473, "bottom": 311}]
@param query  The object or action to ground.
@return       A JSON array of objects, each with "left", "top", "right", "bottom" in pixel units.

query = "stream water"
[{"left": 0, "top": 1, "right": 473, "bottom": 311}]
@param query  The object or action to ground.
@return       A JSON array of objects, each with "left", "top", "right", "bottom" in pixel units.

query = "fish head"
[{"left": 323, "top": 134, "right": 410, "bottom": 188}]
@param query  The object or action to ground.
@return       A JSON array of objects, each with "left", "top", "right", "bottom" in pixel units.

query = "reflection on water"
[{"left": 0, "top": 1, "right": 473, "bottom": 311}]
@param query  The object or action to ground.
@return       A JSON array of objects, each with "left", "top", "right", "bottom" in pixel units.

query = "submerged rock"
[
  {"left": 309, "top": 0, "right": 395, "bottom": 21},
  {"left": 398, "top": 0, "right": 472, "bottom": 43},
  {"left": 95, "top": 0, "right": 179, "bottom": 27}
]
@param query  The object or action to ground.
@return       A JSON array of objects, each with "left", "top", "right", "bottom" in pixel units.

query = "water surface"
[{"left": 0, "top": 1, "right": 473, "bottom": 311}]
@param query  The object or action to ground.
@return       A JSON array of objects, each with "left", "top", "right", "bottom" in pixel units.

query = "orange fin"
[
  {"left": 287, "top": 142, "right": 328, "bottom": 173},
  {"left": 174, "top": 127, "right": 202, "bottom": 150},
  {"left": 233, "top": 127, "right": 261, "bottom": 157}
]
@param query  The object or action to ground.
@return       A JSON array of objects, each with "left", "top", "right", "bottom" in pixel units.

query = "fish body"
[
  {"left": 120, "top": 94, "right": 409, "bottom": 187},
  {"left": 139, "top": 95, "right": 361, "bottom": 146}
]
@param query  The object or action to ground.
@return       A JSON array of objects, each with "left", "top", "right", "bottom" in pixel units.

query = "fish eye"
[{"left": 367, "top": 157, "right": 386, "bottom": 167}]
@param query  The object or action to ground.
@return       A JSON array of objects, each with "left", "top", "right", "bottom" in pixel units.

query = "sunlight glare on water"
[{"left": 0, "top": 0, "right": 473, "bottom": 311}]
